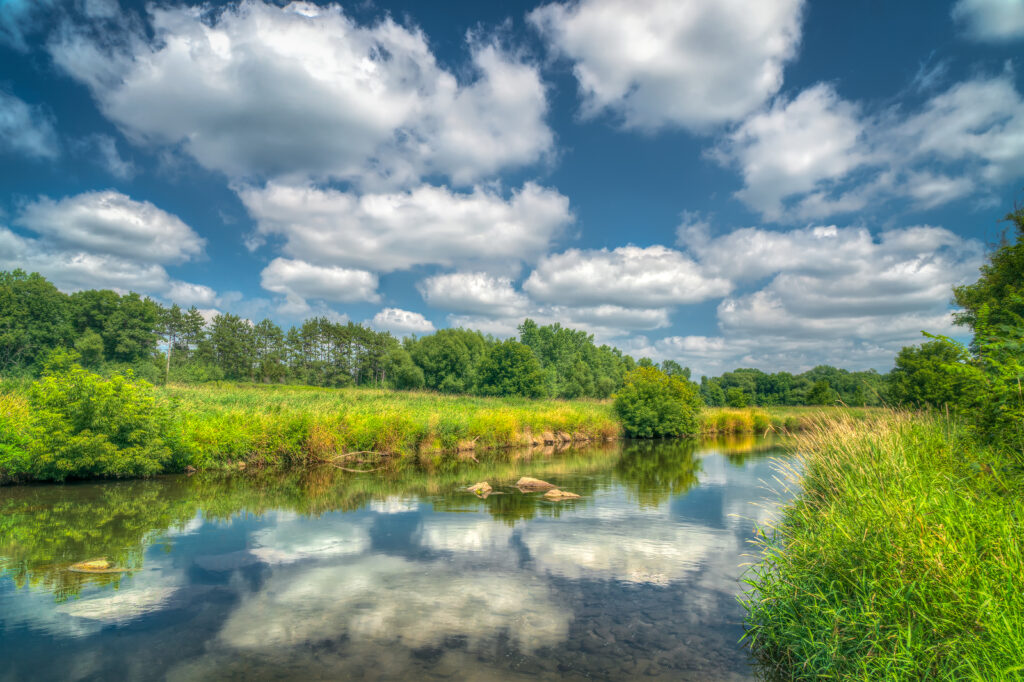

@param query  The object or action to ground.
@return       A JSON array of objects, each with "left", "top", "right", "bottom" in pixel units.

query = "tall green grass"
[
  {"left": 742, "top": 413, "right": 1024, "bottom": 679},
  {"left": 154, "top": 383, "right": 620, "bottom": 469}
]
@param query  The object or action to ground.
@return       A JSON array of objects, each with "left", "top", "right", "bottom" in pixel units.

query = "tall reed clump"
[{"left": 742, "top": 412, "right": 1024, "bottom": 679}]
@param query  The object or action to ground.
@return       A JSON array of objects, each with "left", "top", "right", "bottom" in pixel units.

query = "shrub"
[
  {"left": 613, "top": 367, "right": 703, "bottom": 438},
  {"left": 0, "top": 360, "right": 189, "bottom": 482}
]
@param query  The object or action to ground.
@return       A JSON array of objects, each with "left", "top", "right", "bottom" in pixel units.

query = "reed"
[{"left": 742, "top": 412, "right": 1024, "bottom": 679}]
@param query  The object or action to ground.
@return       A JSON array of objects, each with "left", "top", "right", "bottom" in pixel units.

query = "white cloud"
[
  {"left": 713, "top": 84, "right": 871, "bottom": 221},
  {"left": 369, "top": 308, "right": 435, "bottom": 336},
  {"left": 418, "top": 272, "right": 530, "bottom": 317},
  {"left": 0, "top": 227, "right": 178, "bottom": 295},
  {"left": 893, "top": 73, "right": 1024, "bottom": 186},
  {"left": 529, "top": 0, "right": 804, "bottom": 131},
  {"left": 0, "top": 191, "right": 218, "bottom": 304},
  {"left": 260, "top": 257, "right": 380, "bottom": 315},
  {"left": 51, "top": 0, "right": 552, "bottom": 187},
  {"left": 241, "top": 181, "right": 573, "bottom": 273},
  {"left": 719, "top": 74, "right": 1024, "bottom": 221},
  {"left": 523, "top": 245, "right": 731, "bottom": 307},
  {"left": 0, "top": 90, "right": 59, "bottom": 159},
  {"left": 17, "top": 191, "right": 205, "bottom": 264},
  {"left": 952, "top": 0, "right": 1024, "bottom": 42},
  {"left": 654, "top": 223, "right": 984, "bottom": 375}
]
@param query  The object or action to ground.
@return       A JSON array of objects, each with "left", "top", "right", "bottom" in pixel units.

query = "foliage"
[
  {"left": 0, "top": 357, "right": 187, "bottom": 482},
  {"left": 613, "top": 367, "right": 703, "bottom": 438},
  {"left": 743, "top": 413, "right": 1024, "bottom": 679},
  {"left": 475, "top": 339, "right": 545, "bottom": 397},
  {"left": 726, "top": 386, "right": 748, "bottom": 408},
  {"left": 886, "top": 340, "right": 978, "bottom": 407}
]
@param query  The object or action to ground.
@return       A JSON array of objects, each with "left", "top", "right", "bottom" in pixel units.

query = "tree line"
[{"left": 1, "top": 268, "right": 934, "bottom": 406}]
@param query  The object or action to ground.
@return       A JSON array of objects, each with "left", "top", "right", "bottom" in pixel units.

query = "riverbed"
[{"left": 0, "top": 435, "right": 793, "bottom": 681}]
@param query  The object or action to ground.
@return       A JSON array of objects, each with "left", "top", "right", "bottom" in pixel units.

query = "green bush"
[
  {"left": 613, "top": 367, "right": 703, "bottom": 438},
  {"left": 0, "top": 359, "right": 189, "bottom": 482}
]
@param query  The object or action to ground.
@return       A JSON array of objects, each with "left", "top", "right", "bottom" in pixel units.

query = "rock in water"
[
  {"left": 516, "top": 476, "right": 557, "bottom": 491},
  {"left": 467, "top": 481, "right": 492, "bottom": 495},
  {"left": 69, "top": 558, "right": 130, "bottom": 574},
  {"left": 543, "top": 489, "right": 581, "bottom": 501}
]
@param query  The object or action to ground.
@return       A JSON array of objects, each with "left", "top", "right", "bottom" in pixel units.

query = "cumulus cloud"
[
  {"left": 17, "top": 190, "right": 205, "bottom": 264},
  {"left": 718, "top": 73, "right": 1024, "bottom": 221},
  {"left": 2, "top": 191, "right": 215, "bottom": 305},
  {"left": 713, "top": 84, "right": 871, "bottom": 221},
  {"left": 0, "top": 90, "right": 59, "bottom": 160},
  {"left": 952, "top": 0, "right": 1024, "bottom": 42},
  {"left": 260, "top": 258, "right": 380, "bottom": 316},
  {"left": 418, "top": 272, "right": 530, "bottom": 317},
  {"left": 369, "top": 308, "right": 436, "bottom": 336},
  {"left": 241, "top": 182, "right": 573, "bottom": 273},
  {"left": 51, "top": 0, "right": 553, "bottom": 188},
  {"left": 655, "top": 223, "right": 984, "bottom": 375},
  {"left": 523, "top": 245, "right": 731, "bottom": 307},
  {"left": 529, "top": 0, "right": 804, "bottom": 130}
]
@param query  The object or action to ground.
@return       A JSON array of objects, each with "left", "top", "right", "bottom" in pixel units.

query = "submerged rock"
[
  {"left": 543, "top": 489, "right": 581, "bottom": 501},
  {"left": 68, "top": 558, "right": 130, "bottom": 574},
  {"left": 467, "top": 481, "right": 492, "bottom": 496},
  {"left": 516, "top": 476, "right": 557, "bottom": 491}
]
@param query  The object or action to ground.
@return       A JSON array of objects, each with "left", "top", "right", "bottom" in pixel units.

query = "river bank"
[
  {"left": 742, "top": 413, "right": 1024, "bottom": 679},
  {"left": 0, "top": 379, "right": 878, "bottom": 483}
]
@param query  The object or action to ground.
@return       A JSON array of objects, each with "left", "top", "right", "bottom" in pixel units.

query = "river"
[{"left": 0, "top": 434, "right": 794, "bottom": 681}]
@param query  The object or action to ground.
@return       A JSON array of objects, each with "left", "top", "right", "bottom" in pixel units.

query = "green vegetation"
[
  {"left": 743, "top": 413, "right": 1024, "bottom": 679},
  {"left": 700, "top": 364, "right": 886, "bottom": 408},
  {"left": 744, "top": 204, "right": 1024, "bottom": 678},
  {"left": 614, "top": 366, "right": 702, "bottom": 437},
  {"left": 0, "top": 372, "right": 622, "bottom": 482},
  {"left": 0, "top": 353, "right": 188, "bottom": 482}
]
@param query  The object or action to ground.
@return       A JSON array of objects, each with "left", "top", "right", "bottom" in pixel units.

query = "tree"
[
  {"left": 953, "top": 206, "right": 1024, "bottom": 336},
  {"left": 208, "top": 313, "right": 254, "bottom": 380},
  {"left": 475, "top": 339, "right": 545, "bottom": 397},
  {"left": 0, "top": 270, "right": 72, "bottom": 371},
  {"left": 614, "top": 367, "right": 703, "bottom": 438},
  {"left": 886, "top": 341, "right": 974, "bottom": 407},
  {"left": 700, "top": 377, "right": 726, "bottom": 406},
  {"left": 408, "top": 328, "right": 487, "bottom": 393},
  {"left": 726, "top": 387, "right": 748, "bottom": 408},
  {"left": 806, "top": 380, "right": 838, "bottom": 405},
  {"left": 660, "top": 359, "right": 691, "bottom": 379}
]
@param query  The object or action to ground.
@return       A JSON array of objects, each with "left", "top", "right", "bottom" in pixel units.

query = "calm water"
[{"left": 0, "top": 436, "right": 792, "bottom": 681}]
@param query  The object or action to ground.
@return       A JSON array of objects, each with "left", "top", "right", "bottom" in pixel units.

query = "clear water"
[{"left": 0, "top": 435, "right": 793, "bottom": 681}]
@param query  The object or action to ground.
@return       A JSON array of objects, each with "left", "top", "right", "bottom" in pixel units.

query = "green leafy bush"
[
  {"left": 0, "top": 358, "right": 189, "bottom": 482},
  {"left": 613, "top": 367, "right": 703, "bottom": 438}
]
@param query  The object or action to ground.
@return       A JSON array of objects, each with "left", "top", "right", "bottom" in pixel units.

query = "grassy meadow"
[{"left": 743, "top": 412, "right": 1024, "bottom": 679}]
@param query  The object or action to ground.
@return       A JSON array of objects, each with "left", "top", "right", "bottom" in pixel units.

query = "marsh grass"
[
  {"left": 742, "top": 412, "right": 1024, "bottom": 680},
  {"left": 157, "top": 382, "right": 621, "bottom": 469},
  {"left": 699, "top": 406, "right": 879, "bottom": 435}
]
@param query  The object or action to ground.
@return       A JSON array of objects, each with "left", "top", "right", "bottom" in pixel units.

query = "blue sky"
[{"left": 1, "top": 0, "right": 1023, "bottom": 376}]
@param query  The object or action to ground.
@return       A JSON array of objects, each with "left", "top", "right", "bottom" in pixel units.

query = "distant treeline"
[
  {"left": 698, "top": 366, "right": 886, "bottom": 408},
  {"left": 1, "top": 268, "right": 882, "bottom": 404}
]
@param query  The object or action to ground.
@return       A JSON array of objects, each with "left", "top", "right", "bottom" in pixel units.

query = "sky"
[{"left": 1, "top": 0, "right": 1023, "bottom": 377}]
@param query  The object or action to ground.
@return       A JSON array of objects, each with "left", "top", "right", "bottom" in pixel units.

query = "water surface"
[{"left": 0, "top": 435, "right": 792, "bottom": 681}]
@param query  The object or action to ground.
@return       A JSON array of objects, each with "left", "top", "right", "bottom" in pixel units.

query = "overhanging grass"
[{"left": 742, "top": 412, "right": 1024, "bottom": 679}]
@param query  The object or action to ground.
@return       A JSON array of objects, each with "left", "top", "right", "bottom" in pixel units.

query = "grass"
[
  {"left": 699, "top": 405, "right": 881, "bottom": 435},
  {"left": 155, "top": 382, "right": 622, "bottom": 469},
  {"left": 742, "top": 412, "right": 1024, "bottom": 680},
  {"left": 0, "top": 377, "right": 872, "bottom": 481}
]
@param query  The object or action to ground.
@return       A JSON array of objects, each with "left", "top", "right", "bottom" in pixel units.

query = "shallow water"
[{"left": 0, "top": 435, "right": 792, "bottom": 681}]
